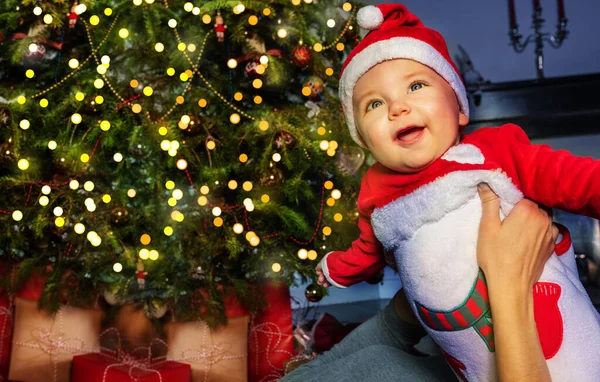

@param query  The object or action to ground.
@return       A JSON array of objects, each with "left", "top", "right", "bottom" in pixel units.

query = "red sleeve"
[
  {"left": 493, "top": 124, "right": 600, "bottom": 218},
  {"left": 321, "top": 212, "right": 386, "bottom": 288}
]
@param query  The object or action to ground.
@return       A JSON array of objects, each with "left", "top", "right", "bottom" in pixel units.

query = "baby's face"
[{"left": 352, "top": 59, "right": 468, "bottom": 173}]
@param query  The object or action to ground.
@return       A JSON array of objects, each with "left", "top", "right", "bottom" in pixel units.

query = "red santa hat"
[{"left": 340, "top": 4, "right": 469, "bottom": 148}]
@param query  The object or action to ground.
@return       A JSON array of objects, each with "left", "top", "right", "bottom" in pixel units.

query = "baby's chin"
[{"left": 384, "top": 158, "right": 436, "bottom": 174}]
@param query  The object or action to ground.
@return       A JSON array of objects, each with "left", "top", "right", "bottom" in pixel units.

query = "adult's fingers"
[
  {"left": 551, "top": 224, "right": 559, "bottom": 242},
  {"left": 478, "top": 183, "right": 501, "bottom": 230}
]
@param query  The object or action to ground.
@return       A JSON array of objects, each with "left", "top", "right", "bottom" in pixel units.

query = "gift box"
[
  {"left": 72, "top": 352, "right": 191, "bottom": 382},
  {"left": 248, "top": 281, "right": 294, "bottom": 382},
  {"left": 8, "top": 298, "right": 102, "bottom": 382},
  {"left": 0, "top": 293, "right": 13, "bottom": 382},
  {"left": 166, "top": 316, "right": 248, "bottom": 382},
  {"left": 0, "top": 259, "right": 14, "bottom": 382}
]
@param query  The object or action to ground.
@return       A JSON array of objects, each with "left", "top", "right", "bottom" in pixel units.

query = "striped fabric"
[{"left": 416, "top": 269, "right": 495, "bottom": 352}]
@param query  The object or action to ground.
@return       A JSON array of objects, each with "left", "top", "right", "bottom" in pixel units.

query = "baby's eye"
[
  {"left": 367, "top": 100, "right": 384, "bottom": 111},
  {"left": 409, "top": 82, "right": 425, "bottom": 92}
]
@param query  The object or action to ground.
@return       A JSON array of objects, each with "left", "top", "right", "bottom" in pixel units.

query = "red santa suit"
[{"left": 321, "top": 124, "right": 600, "bottom": 381}]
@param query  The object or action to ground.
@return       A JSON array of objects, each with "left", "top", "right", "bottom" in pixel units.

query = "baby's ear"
[{"left": 458, "top": 111, "right": 469, "bottom": 127}]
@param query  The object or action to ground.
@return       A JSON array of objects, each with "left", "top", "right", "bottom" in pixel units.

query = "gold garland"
[
  {"left": 320, "top": 8, "right": 356, "bottom": 51},
  {"left": 172, "top": 29, "right": 256, "bottom": 122},
  {"left": 158, "top": 29, "right": 210, "bottom": 119},
  {"left": 82, "top": 20, "right": 126, "bottom": 103},
  {"left": 32, "top": 17, "right": 120, "bottom": 99}
]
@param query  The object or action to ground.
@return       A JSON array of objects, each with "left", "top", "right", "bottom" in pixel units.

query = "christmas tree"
[{"left": 0, "top": 0, "right": 365, "bottom": 324}]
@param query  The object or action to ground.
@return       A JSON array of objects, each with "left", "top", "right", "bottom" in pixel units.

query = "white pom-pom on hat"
[{"left": 357, "top": 5, "right": 384, "bottom": 31}]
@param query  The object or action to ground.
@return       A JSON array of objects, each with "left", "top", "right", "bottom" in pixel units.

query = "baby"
[{"left": 317, "top": 4, "right": 600, "bottom": 381}]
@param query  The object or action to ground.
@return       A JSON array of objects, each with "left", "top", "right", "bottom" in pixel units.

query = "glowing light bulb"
[
  {"left": 53, "top": 206, "right": 63, "bottom": 216},
  {"left": 84, "top": 181, "right": 94, "bottom": 191},
  {"left": 233, "top": 223, "right": 244, "bottom": 234},
  {"left": 38, "top": 196, "right": 49, "bottom": 206},
  {"left": 149, "top": 250, "right": 159, "bottom": 260},
  {"left": 176, "top": 159, "right": 188, "bottom": 170},
  {"left": 71, "top": 113, "right": 82, "bottom": 124},
  {"left": 18, "top": 159, "right": 29, "bottom": 170},
  {"left": 113, "top": 153, "right": 123, "bottom": 162},
  {"left": 227, "top": 59, "right": 238, "bottom": 69},
  {"left": 113, "top": 263, "right": 123, "bottom": 272},
  {"left": 271, "top": 263, "right": 281, "bottom": 272},
  {"left": 69, "top": 180, "right": 79, "bottom": 190},
  {"left": 12, "top": 210, "right": 23, "bottom": 221},
  {"left": 42, "top": 185, "right": 51, "bottom": 195},
  {"left": 74, "top": 223, "right": 85, "bottom": 234}
]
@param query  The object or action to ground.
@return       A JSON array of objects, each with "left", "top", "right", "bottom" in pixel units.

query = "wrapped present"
[
  {"left": 0, "top": 259, "right": 14, "bottom": 382},
  {"left": 248, "top": 281, "right": 294, "bottom": 382},
  {"left": 72, "top": 352, "right": 191, "bottom": 382},
  {"left": 0, "top": 294, "right": 13, "bottom": 382},
  {"left": 8, "top": 298, "right": 101, "bottom": 382},
  {"left": 166, "top": 316, "right": 248, "bottom": 382}
]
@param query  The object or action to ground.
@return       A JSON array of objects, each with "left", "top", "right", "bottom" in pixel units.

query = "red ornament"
[
  {"left": 291, "top": 45, "right": 313, "bottom": 67},
  {"left": 214, "top": 11, "right": 227, "bottom": 42},
  {"left": 69, "top": 2, "right": 79, "bottom": 29},
  {"left": 244, "top": 60, "right": 260, "bottom": 78}
]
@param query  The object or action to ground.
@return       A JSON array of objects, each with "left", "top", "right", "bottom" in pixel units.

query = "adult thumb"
[{"left": 478, "top": 183, "right": 501, "bottom": 229}]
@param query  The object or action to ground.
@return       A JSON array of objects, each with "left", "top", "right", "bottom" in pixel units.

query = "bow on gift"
[
  {"left": 249, "top": 318, "right": 295, "bottom": 382},
  {"left": 15, "top": 310, "right": 91, "bottom": 382},
  {"left": 170, "top": 322, "right": 246, "bottom": 382},
  {"left": 99, "top": 329, "right": 169, "bottom": 382}
]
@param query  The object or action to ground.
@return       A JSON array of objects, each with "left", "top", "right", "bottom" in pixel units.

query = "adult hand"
[
  {"left": 476, "top": 182, "right": 556, "bottom": 382},
  {"left": 476, "top": 183, "right": 558, "bottom": 294}
]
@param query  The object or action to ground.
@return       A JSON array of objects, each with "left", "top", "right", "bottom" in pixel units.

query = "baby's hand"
[{"left": 315, "top": 262, "right": 331, "bottom": 288}]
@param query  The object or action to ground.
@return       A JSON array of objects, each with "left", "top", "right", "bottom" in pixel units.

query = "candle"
[
  {"left": 557, "top": 0, "right": 565, "bottom": 19},
  {"left": 508, "top": 0, "right": 517, "bottom": 29},
  {"left": 533, "top": 0, "right": 541, "bottom": 11}
]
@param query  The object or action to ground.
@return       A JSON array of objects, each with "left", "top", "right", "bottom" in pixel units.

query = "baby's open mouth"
[{"left": 395, "top": 126, "right": 425, "bottom": 143}]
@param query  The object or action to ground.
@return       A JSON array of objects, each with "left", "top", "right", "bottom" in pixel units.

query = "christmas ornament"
[
  {"left": 12, "top": 23, "right": 63, "bottom": 51},
  {"left": 260, "top": 167, "right": 284, "bottom": 187},
  {"left": 291, "top": 45, "right": 313, "bottom": 67},
  {"left": 303, "top": 76, "right": 325, "bottom": 98},
  {"left": 190, "top": 265, "right": 206, "bottom": 280},
  {"left": 366, "top": 269, "right": 384, "bottom": 284},
  {"left": 103, "top": 288, "right": 119, "bottom": 305},
  {"left": 129, "top": 143, "right": 146, "bottom": 159},
  {"left": 214, "top": 11, "right": 227, "bottom": 42},
  {"left": 180, "top": 114, "right": 202, "bottom": 136},
  {"left": 335, "top": 146, "right": 365, "bottom": 175},
  {"left": 68, "top": 1, "right": 79, "bottom": 29},
  {"left": 0, "top": 108, "right": 9, "bottom": 125},
  {"left": 136, "top": 260, "right": 147, "bottom": 289},
  {"left": 111, "top": 207, "right": 130, "bottom": 226},
  {"left": 304, "top": 283, "right": 323, "bottom": 303},
  {"left": 305, "top": 100, "right": 321, "bottom": 119},
  {"left": 244, "top": 60, "right": 260, "bottom": 79},
  {"left": 246, "top": 33, "right": 266, "bottom": 54},
  {"left": 273, "top": 131, "right": 296, "bottom": 150},
  {"left": 0, "top": 140, "right": 15, "bottom": 162},
  {"left": 144, "top": 299, "right": 168, "bottom": 319}
]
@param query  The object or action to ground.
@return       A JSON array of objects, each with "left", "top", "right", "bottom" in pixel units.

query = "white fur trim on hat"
[
  {"left": 357, "top": 5, "right": 384, "bottom": 31},
  {"left": 340, "top": 37, "right": 470, "bottom": 148}
]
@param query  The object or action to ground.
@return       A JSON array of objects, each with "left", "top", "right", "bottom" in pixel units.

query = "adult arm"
[{"left": 477, "top": 183, "right": 557, "bottom": 382}]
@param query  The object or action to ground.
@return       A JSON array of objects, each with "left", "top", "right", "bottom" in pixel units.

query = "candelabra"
[{"left": 508, "top": 0, "right": 569, "bottom": 79}]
